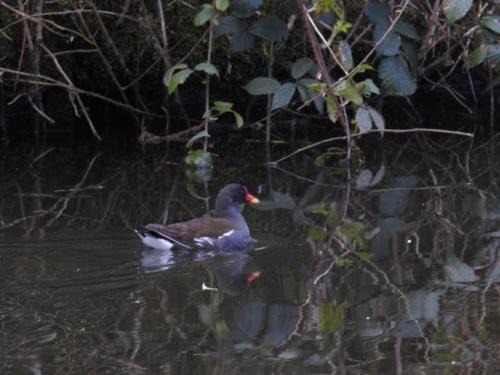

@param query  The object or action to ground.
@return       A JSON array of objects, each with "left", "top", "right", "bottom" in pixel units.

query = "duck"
[{"left": 135, "top": 183, "right": 259, "bottom": 251}]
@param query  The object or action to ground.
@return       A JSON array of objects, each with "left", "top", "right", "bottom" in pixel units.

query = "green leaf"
[
  {"left": 355, "top": 107, "right": 372, "bottom": 133},
  {"left": 394, "top": 21, "right": 420, "bottom": 40},
  {"left": 194, "top": 62, "right": 219, "bottom": 77},
  {"left": 481, "top": 15, "right": 500, "bottom": 35},
  {"left": 336, "top": 81, "right": 363, "bottom": 105},
  {"left": 291, "top": 57, "right": 314, "bottom": 79},
  {"left": 214, "top": 101, "right": 233, "bottom": 111},
  {"left": 325, "top": 95, "right": 338, "bottom": 123},
  {"left": 378, "top": 56, "right": 416, "bottom": 96},
  {"left": 338, "top": 40, "right": 353, "bottom": 70},
  {"left": 166, "top": 68, "right": 193, "bottom": 94},
  {"left": 231, "top": 30, "right": 255, "bottom": 52},
  {"left": 186, "top": 130, "right": 210, "bottom": 149},
  {"left": 443, "top": 0, "right": 473, "bottom": 24},
  {"left": 367, "top": 106, "right": 385, "bottom": 130},
  {"left": 271, "top": 82, "right": 296, "bottom": 109},
  {"left": 244, "top": 77, "right": 280, "bottom": 95},
  {"left": 214, "top": 16, "right": 245, "bottom": 37},
  {"left": 249, "top": 16, "right": 289, "bottom": 42},
  {"left": 466, "top": 45, "right": 488, "bottom": 68},
  {"left": 194, "top": 6, "right": 214, "bottom": 26},
  {"left": 308, "top": 226, "right": 327, "bottom": 241},
  {"left": 215, "top": 0, "right": 229, "bottom": 12},
  {"left": 232, "top": 111, "right": 244, "bottom": 127}
]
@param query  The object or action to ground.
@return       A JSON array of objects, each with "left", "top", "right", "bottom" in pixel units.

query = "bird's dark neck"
[{"left": 216, "top": 206, "right": 249, "bottom": 233}]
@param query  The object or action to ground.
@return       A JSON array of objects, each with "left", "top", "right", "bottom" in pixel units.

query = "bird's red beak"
[
  {"left": 246, "top": 271, "right": 261, "bottom": 288},
  {"left": 244, "top": 187, "right": 260, "bottom": 204}
]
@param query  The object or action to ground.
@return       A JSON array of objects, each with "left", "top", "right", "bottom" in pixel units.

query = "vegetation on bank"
[{"left": 0, "top": 0, "right": 498, "bottom": 150}]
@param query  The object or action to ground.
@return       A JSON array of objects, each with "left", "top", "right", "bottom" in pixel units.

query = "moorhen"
[{"left": 135, "top": 183, "right": 259, "bottom": 251}]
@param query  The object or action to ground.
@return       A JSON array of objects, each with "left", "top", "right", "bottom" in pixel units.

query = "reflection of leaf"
[
  {"left": 338, "top": 220, "right": 366, "bottom": 248},
  {"left": 378, "top": 176, "right": 418, "bottom": 217},
  {"left": 308, "top": 226, "right": 327, "bottom": 241},
  {"left": 319, "top": 301, "right": 346, "bottom": 333},
  {"left": 445, "top": 254, "right": 478, "bottom": 283},
  {"left": 370, "top": 164, "right": 385, "bottom": 186},
  {"left": 198, "top": 305, "right": 213, "bottom": 326},
  {"left": 215, "top": 320, "right": 230, "bottom": 337},
  {"left": 184, "top": 149, "right": 213, "bottom": 168},
  {"left": 355, "top": 251, "right": 374, "bottom": 261},
  {"left": 356, "top": 169, "right": 373, "bottom": 188}
]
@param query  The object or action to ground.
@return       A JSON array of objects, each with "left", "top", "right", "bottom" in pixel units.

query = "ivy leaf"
[
  {"left": 244, "top": 77, "right": 280, "bottom": 95},
  {"left": 249, "top": 16, "right": 289, "bottom": 42},
  {"left": 291, "top": 57, "right": 314, "bottom": 79},
  {"left": 443, "top": 0, "right": 473, "bottom": 25},
  {"left": 355, "top": 107, "right": 372, "bottom": 133},
  {"left": 466, "top": 45, "right": 488, "bottom": 68},
  {"left": 194, "top": 62, "right": 219, "bottom": 77},
  {"left": 271, "top": 82, "right": 296, "bottom": 109}
]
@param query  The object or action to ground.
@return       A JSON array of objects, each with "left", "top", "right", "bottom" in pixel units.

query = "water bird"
[{"left": 135, "top": 183, "right": 259, "bottom": 251}]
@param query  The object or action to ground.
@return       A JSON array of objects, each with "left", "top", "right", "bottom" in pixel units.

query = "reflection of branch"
[
  {"left": 46, "top": 153, "right": 101, "bottom": 226},
  {"left": 268, "top": 128, "right": 473, "bottom": 166}
]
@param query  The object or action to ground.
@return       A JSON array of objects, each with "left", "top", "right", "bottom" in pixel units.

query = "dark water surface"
[{"left": 1, "top": 137, "right": 500, "bottom": 374}]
